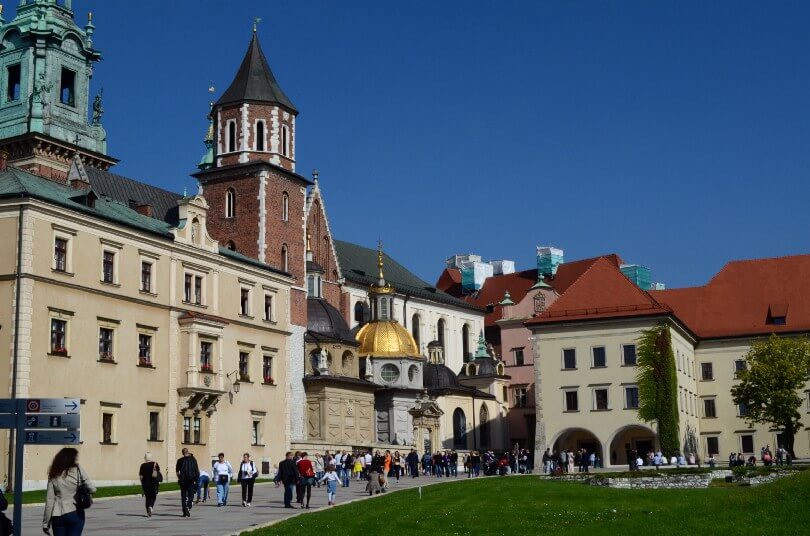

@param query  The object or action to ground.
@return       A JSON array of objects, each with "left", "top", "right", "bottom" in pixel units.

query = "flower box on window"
[
  {"left": 263, "top": 376, "right": 275, "bottom": 385},
  {"left": 99, "top": 352, "right": 114, "bottom": 362},
  {"left": 138, "top": 357, "right": 152, "bottom": 367},
  {"left": 51, "top": 347, "right": 68, "bottom": 356},
  {"left": 200, "top": 363, "right": 213, "bottom": 373}
]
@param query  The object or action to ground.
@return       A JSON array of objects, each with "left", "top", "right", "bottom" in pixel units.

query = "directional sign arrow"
[
  {"left": 24, "top": 414, "right": 80, "bottom": 430},
  {"left": 25, "top": 398, "right": 80, "bottom": 415},
  {"left": 24, "top": 430, "right": 80, "bottom": 445}
]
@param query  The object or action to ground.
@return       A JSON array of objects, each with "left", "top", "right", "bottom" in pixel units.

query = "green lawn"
[{"left": 245, "top": 471, "right": 810, "bottom": 535}]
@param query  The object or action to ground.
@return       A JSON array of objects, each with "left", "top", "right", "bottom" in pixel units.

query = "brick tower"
[{"left": 193, "top": 29, "right": 310, "bottom": 440}]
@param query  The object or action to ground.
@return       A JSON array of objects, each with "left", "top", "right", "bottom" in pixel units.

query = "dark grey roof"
[
  {"left": 458, "top": 357, "right": 499, "bottom": 377},
  {"left": 84, "top": 166, "right": 183, "bottom": 226},
  {"left": 216, "top": 33, "right": 297, "bottom": 112},
  {"left": 306, "top": 298, "right": 356, "bottom": 345},
  {"left": 423, "top": 363, "right": 461, "bottom": 390},
  {"left": 334, "top": 240, "right": 484, "bottom": 313}
]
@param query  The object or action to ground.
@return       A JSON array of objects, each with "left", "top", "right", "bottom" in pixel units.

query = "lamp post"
[{"left": 226, "top": 371, "right": 241, "bottom": 394}]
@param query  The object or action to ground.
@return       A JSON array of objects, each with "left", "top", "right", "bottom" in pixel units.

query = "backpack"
[{"left": 179, "top": 458, "right": 197, "bottom": 484}]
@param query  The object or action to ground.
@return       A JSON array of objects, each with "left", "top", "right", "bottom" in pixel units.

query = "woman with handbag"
[
  {"left": 43, "top": 447, "right": 96, "bottom": 536},
  {"left": 138, "top": 452, "right": 162, "bottom": 517},
  {"left": 237, "top": 453, "right": 258, "bottom": 507},
  {"left": 295, "top": 452, "right": 315, "bottom": 509}
]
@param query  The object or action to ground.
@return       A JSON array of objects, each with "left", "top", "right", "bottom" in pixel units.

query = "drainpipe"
[
  {"left": 7, "top": 203, "right": 24, "bottom": 490},
  {"left": 471, "top": 394, "right": 477, "bottom": 451}
]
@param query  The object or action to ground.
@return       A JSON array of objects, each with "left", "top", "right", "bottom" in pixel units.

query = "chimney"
[
  {"left": 0, "top": 150, "right": 8, "bottom": 172},
  {"left": 136, "top": 204, "right": 154, "bottom": 218}
]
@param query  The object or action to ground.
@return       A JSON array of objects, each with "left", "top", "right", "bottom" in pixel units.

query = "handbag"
[
  {"left": 152, "top": 463, "right": 163, "bottom": 483},
  {"left": 74, "top": 467, "right": 93, "bottom": 510}
]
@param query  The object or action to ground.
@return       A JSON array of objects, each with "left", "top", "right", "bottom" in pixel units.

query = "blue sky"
[{"left": 38, "top": 1, "right": 810, "bottom": 288}]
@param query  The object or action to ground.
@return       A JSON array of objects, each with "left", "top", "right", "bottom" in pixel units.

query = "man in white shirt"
[{"left": 363, "top": 451, "right": 372, "bottom": 479}]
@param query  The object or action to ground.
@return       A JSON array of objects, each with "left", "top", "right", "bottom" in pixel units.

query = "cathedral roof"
[
  {"left": 306, "top": 298, "right": 356, "bottom": 345},
  {"left": 355, "top": 320, "right": 422, "bottom": 358},
  {"left": 423, "top": 363, "right": 496, "bottom": 399},
  {"left": 216, "top": 33, "right": 297, "bottom": 112}
]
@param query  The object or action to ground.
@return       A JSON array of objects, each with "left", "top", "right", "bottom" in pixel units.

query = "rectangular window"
[
  {"left": 622, "top": 344, "right": 637, "bottom": 366},
  {"left": 704, "top": 398, "right": 717, "bottom": 418},
  {"left": 227, "top": 121, "right": 237, "bottom": 152},
  {"left": 734, "top": 359, "right": 747, "bottom": 375},
  {"left": 6, "top": 63, "right": 21, "bottom": 102},
  {"left": 138, "top": 333, "right": 152, "bottom": 366},
  {"left": 240, "top": 288, "right": 250, "bottom": 316},
  {"left": 194, "top": 276, "right": 203, "bottom": 305},
  {"left": 307, "top": 275, "right": 316, "bottom": 296},
  {"left": 564, "top": 390, "right": 578, "bottom": 412},
  {"left": 141, "top": 261, "right": 152, "bottom": 293},
  {"left": 738, "top": 402, "right": 748, "bottom": 417},
  {"left": 281, "top": 125, "right": 289, "bottom": 157},
  {"left": 193, "top": 417, "right": 202, "bottom": 444},
  {"left": 148, "top": 411, "right": 159, "bottom": 441},
  {"left": 184, "top": 274, "right": 192, "bottom": 302},
  {"left": 593, "top": 388, "right": 609, "bottom": 410},
  {"left": 239, "top": 351, "right": 250, "bottom": 381},
  {"left": 60, "top": 67, "right": 76, "bottom": 106},
  {"left": 252, "top": 420, "right": 261, "bottom": 446},
  {"left": 514, "top": 387, "right": 528, "bottom": 408},
  {"left": 183, "top": 416, "right": 191, "bottom": 444},
  {"left": 102, "top": 250, "right": 115, "bottom": 283},
  {"left": 701, "top": 362, "right": 714, "bottom": 381},
  {"left": 50, "top": 319, "right": 67, "bottom": 355},
  {"left": 200, "top": 341, "right": 213, "bottom": 372},
  {"left": 592, "top": 346, "right": 606, "bottom": 368},
  {"left": 263, "top": 355, "right": 273, "bottom": 384},
  {"left": 264, "top": 294, "right": 273, "bottom": 321},
  {"left": 740, "top": 434, "right": 754, "bottom": 454},
  {"left": 98, "top": 327, "right": 114, "bottom": 361},
  {"left": 562, "top": 348, "right": 576, "bottom": 370},
  {"left": 514, "top": 348, "right": 525, "bottom": 366},
  {"left": 706, "top": 437, "right": 719, "bottom": 456},
  {"left": 54, "top": 238, "right": 68, "bottom": 272},
  {"left": 625, "top": 386, "right": 639, "bottom": 409},
  {"left": 102, "top": 412, "right": 113, "bottom": 444}
]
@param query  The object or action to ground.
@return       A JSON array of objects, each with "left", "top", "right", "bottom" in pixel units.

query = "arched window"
[
  {"left": 462, "top": 323, "right": 471, "bottom": 362},
  {"left": 437, "top": 318, "right": 446, "bottom": 347},
  {"left": 359, "top": 356, "right": 367, "bottom": 379},
  {"left": 225, "top": 188, "right": 235, "bottom": 218},
  {"left": 282, "top": 192, "right": 289, "bottom": 222},
  {"left": 453, "top": 408, "right": 467, "bottom": 449},
  {"left": 479, "top": 404, "right": 490, "bottom": 449},
  {"left": 341, "top": 351, "right": 353, "bottom": 374},
  {"left": 281, "top": 124, "right": 290, "bottom": 157},
  {"left": 227, "top": 120, "right": 237, "bottom": 152},
  {"left": 281, "top": 244, "right": 288, "bottom": 272},
  {"left": 256, "top": 120, "right": 266, "bottom": 151},
  {"left": 411, "top": 314, "right": 421, "bottom": 349},
  {"left": 225, "top": 240, "right": 236, "bottom": 251},
  {"left": 354, "top": 301, "right": 368, "bottom": 325}
]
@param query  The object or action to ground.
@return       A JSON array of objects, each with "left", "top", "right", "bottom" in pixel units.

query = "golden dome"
[{"left": 356, "top": 320, "right": 422, "bottom": 358}]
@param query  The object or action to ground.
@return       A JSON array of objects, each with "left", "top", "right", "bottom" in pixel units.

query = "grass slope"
[{"left": 246, "top": 472, "right": 810, "bottom": 535}]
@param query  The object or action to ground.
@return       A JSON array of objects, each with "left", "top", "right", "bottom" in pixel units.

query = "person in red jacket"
[{"left": 296, "top": 452, "right": 316, "bottom": 509}]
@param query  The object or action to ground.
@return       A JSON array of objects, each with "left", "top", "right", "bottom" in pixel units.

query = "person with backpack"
[
  {"left": 238, "top": 453, "right": 259, "bottom": 507},
  {"left": 138, "top": 452, "right": 162, "bottom": 517},
  {"left": 43, "top": 447, "right": 96, "bottom": 535},
  {"left": 211, "top": 452, "right": 234, "bottom": 507},
  {"left": 175, "top": 448, "right": 200, "bottom": 517}
]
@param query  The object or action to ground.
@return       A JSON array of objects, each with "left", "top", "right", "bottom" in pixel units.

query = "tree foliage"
[
  {"left": 731, "top": 335, "right": 810, "bottom": 457},
  {"left": 636, "top": 323, "right": 680, "bottom": 456}
]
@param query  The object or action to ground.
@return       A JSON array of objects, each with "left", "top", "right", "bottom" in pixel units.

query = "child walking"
[{"left": 320, "top": 464, "right": 340, "bottom": 506}]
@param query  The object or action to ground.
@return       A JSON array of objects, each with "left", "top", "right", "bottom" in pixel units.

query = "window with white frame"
[
  {"left": 263, "top": 292, "right": 274, "bottom": 322},
  {"left": 255, "top": 120, "right": 266, "bottom": 151},
  {"left": 140, "top": 259, "right": 154, "bottom": 293},
  {"left": 513, "top": 386, "right": 528, "bottom": 408},
  {"left": 622, "top": 344, "right": 637, "bottom": 366},
  {"left": 184, "top": 272, "right": 205, "bottom": 305},
  {"left": 225, "top": 188, "right": 236, "bottom": 218},
  {"left": 562, "top": 348, "right": 576, "bottom": 370},
  {"left": 54, "top": 236, "right": 69, "bottom": 272},
  {"left": 281, "top": 244, "right": 289, "bottom": 272},
  {"left": 624, "top": 386, "right": 639, "bottom": 409},
  {"left": 49, "top": 308, "right": 72, "bottom": 356},
  {"left": 101, "top": 250, "right": 116, "bottom": 284},
  {"left": 281, "top": 124, "right": 290, "bottom": 157},
  {"left": 592, "top": 346, "right": 606, "bottom": 368},
  {"left": 563, "top": 389, "right": 578, "bottom": 412},
  {"left": 701, "top": 362, "right": 714, "bottom": 381},
  {"left": 513, "top": 348, "right": 525, "bottom": 366},
  {"left": 239, "top": 350, "right": 250, "bottom": 382},
  {"left": 282, "top": 192, "right": 289, "bottom": 222},
  {"left": 101, "top": 412, "right": 115, "bottom": 444},
  {"left": 200, "top": 340, "right": 214, "bottom": 372},
  {"left": 148, "top": 410, "right": 160, "bottom": 441},
  {"left": 138, "top": 332, "right": 153, "bottom": 366},
  {"left": 262, "top": 355, "right": 274, "bottom": 384},
  {"left": 240, "top": 286, "right": 252, "bottom": 316},
  {"left": 226, "top": 120, "right": 237, "bottom": 152},
  {"left": 703, "top": 397, "right": 717, "bottom": 418},
  {"left": 98, "top": 326, "right": 115, "bottom": 362},
  {"left": 592, "top": 387, "right": 609, "bottom": 410}
]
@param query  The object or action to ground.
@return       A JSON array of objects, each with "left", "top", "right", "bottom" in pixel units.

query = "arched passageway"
[
  {"left": 608, "top": 425, "right": 657, "bottom": 466},
  {"left": 552, "top": 428, "right": 603, "bottom": 463}
]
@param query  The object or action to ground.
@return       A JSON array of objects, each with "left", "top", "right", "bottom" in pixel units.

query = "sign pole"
[{"left": 12, "top": 399, "right": 24, "bottom": 536}]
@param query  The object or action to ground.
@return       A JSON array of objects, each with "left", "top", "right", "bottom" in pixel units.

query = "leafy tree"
[
  {"left": 731, "top": 335, "right": 810, "bottom": 458},
  {"left": 636, "top": 323, "right": 680, "bottom": 455}
]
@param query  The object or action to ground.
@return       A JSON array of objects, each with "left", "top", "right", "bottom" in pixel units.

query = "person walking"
[
  {"left": 175, "top": 448, "right": 200, "bottom": 518},
  {"left": 43, "top": 447, "right": 96, "bottom": 536},
  {"left": 138, "top": 452, "right": 162, "bottom": 517},
  {"left": 212, "top": 452, "right": 234, "bottom": 507},
  {"left": 238, "top": 453, "right": 258, "bottom": 507},
  {"left": 319, "top": 464, "right": 340, "bottom": 506},
  {"left": 406, "top": 449, "right": 419, "bottom": 478},
  {"left": 393, "top": 451, "right": 402, "bottom": 481},
  {"left": 314, "top": 453, "right": 325, "bottom": 487},
  {"left": 296, "top": 452, "right": 316, "bottom": 509},
  {"left": 342, "top": 452, "right": 353, "bottom": 487},
  {"left": 196, "top": 468, "right": 210, "bottom": 503},
  {"left": 275, "top": 452, "right": 299, "bottom": 508}
]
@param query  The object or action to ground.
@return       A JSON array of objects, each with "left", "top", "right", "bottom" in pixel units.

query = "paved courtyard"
[{"left": 15, "top": 474, "right": 472, "bottom": 536}]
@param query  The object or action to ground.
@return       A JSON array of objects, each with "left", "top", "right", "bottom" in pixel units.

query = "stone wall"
[{"left": 589, "top": 475, "right": 712, "bottom": 489}]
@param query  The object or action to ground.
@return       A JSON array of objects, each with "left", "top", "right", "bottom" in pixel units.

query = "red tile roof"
[
  {"left": 527, "top": 257, "right": 670, "bottom": 326},
  {"left": 528, "top": 252, "right": 810, "bottom": 340},
  {"left": 436, "top": 268, "right": 463, "bottom": 297}
]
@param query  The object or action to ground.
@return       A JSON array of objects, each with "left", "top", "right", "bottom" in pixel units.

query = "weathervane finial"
[{"left": 253, "top": 17, "right": 262, "bottom": 33}]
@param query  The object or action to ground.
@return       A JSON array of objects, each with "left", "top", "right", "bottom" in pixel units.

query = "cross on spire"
[{"left": 253, "top": 17, "right": 262, "bottom": 33}]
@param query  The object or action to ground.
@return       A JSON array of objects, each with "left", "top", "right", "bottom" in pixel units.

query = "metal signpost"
[{"left": 0, "top": 398, "right": 81, "bottom": 536}]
